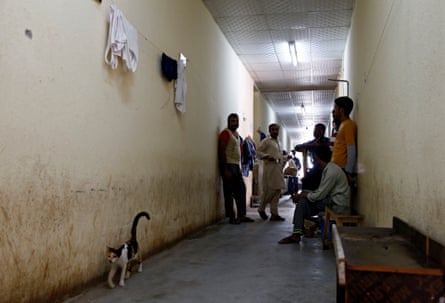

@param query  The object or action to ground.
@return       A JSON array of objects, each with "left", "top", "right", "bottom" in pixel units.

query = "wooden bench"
[
  {"left": 332, "top": 217, "right": 445, "bottom": 302},
  {"left": 322, "top": 205, "right": 364, "bottom": 249}
]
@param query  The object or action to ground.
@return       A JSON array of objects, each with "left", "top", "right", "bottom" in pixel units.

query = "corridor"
[{"left": 63, "top": 197, "right": 336, "bottom": 303}]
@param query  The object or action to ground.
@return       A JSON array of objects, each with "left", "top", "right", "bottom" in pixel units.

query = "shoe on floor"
[
  {"left": 269, "top": 215, "right": 285, "bottom": 221},
  {"left": 278, "top": 234, "right": 301, "bottom": 244},
  {"left": 258, "top": 210, "right": 268, "bottom": 220},
  {"left": 229, "top": 217, "right": 240, "bottom": 224},
  {"left": 239, "top": 216, "right": 254, "bottom": 223}
]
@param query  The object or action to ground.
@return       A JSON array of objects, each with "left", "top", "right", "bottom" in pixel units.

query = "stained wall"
[
  {"left": 344, "top": 0, "right": 445, "bottom": 244},
  {"left": 0, "top": 1, "right": 254, "bottom": 302}
]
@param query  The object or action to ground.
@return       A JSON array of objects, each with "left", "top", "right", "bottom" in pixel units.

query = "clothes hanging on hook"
[
  {"left": 161, "top": 53, "right": 177, "bottom": 81},
  {"left": 104, "top": 4, "right": 138, "bottom": 72},
  {"left": 175, "top": 53, "right": 187, "bottom": 113}
]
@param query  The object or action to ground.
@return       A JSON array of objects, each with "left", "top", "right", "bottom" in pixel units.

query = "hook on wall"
[{"left": 328, "top": 79, "right": 350, "bottom": 97}]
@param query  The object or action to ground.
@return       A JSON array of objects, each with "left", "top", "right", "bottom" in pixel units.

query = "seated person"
[{"left": 278, "top": 145, "right": 350, "bottom": 244}]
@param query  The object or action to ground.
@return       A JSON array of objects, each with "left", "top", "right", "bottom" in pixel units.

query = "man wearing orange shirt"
[{"left": 331, "top": 96, "right": 357, "bottom": 184}]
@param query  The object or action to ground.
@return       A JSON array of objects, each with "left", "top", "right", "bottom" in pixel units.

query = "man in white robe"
[{"left": 256, "top": 123, "right": 288, "bottom": 221}]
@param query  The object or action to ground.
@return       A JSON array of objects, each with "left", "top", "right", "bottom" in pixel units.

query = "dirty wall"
[
  {"left": 343, "top": 0, "right": 445, "bottom": 244},
  {"left": 0, "top": 0, "right": 254, "bottom": 302}
]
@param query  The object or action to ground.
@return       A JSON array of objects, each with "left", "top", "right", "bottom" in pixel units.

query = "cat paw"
[
  {"left": 138, "top": 266, "right": 143, "bottom": 273},
  {"left": 108, "top": 283, "right": 116, "bottom": 289},
  {"left": 119, "top": 280, "right": 125, "bottom": 287}
]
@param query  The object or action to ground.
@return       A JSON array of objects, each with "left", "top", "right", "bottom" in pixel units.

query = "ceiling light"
[
  {"left": 289, "top": 41, "right": 298, "bottom": 66},
  {"left": 297, "top": 103, "right": 305, "bottom": 115}
]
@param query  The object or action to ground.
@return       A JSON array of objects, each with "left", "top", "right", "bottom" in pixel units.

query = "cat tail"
[{"left": 131, "top": 211, "right": 150, "bottom": 240}]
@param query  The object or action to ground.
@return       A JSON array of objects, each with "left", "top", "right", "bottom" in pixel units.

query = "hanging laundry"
[
  {"left": 175, "top": 53, "right": 187, "bottom": 113},
  {"left": 104, "top": 5, "right": 138, "bottom": 72},
  {"left": 241, "top": 136, "right": 257, "bottom": 177},
  {"left": 161, "top": 53, "right": 178, "bottom": 82}
]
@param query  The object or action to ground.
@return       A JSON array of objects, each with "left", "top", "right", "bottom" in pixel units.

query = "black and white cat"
[{"left": 107, "top": 211, "right": 150, "bottom": 288}]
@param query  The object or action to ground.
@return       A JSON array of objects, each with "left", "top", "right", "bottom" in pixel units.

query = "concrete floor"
[{"left": 63, "top": 196, "right": 337, "bottom": 303}]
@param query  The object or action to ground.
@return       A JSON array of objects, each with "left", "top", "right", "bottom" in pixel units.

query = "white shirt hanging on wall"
[
  {"left": 104, "top": 5, "right": 138, "bottom": 72},
  {"left": 175, "top": 53, "right": 187, "bottom": 113}
]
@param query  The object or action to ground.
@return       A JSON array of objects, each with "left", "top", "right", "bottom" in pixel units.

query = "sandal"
[{"left": 278, "top": 234, "right": 301, "bottom": 244}]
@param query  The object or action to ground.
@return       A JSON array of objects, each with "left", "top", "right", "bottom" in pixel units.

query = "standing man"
[
  {"left": 218, "top": 113, "right": 254, "bottom": 224},
  {"left": 331, "top": 96, "right": 357, "bottom": 185},
  {"left": 294, "top": 123, "right": 330, "bottom": 190},
  {"left": 256, "top": 123, "right": 288, "bottom": 221},
  {"left": 290, "top": 150, "right": 302, "bottom": 171}
]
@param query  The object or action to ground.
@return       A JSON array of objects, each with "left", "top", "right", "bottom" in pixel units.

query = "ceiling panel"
[{"left": 203, "top": 0, "right": 354, "bottom": 146}]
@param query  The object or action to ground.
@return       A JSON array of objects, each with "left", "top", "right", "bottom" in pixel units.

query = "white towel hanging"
[
  {"left": 175, "top": 53, "right": 187, "bottom": 113},
  {"left": 104, "top": 5, "right": 138, "bottom": 72}
]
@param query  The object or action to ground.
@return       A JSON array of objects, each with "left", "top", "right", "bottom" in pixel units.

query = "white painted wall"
[
  {"left": 254, "top": 91, "right": 290, "bottom": 149},
  {"left": 0, "top": 1, "right": 254, "bottom": 302},
  {"left": 344, "top": 0, "right": 445, "bottom": 243}
]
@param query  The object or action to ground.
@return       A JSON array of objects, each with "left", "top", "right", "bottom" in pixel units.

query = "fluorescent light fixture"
[{"left": 289, "top": 41, "right": 298, "bottom": 66}]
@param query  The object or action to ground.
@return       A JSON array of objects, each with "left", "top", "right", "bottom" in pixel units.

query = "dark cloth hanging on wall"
[
  {"left": 161, "top": 53, "right": 178, "bottom": 81},
  {"left": 241, "top": 137, "right": 257, "bottom": 177}
]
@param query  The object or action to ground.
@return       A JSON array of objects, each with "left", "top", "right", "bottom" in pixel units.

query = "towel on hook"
[
  {"left": 175, "top": 53, "right": 187, "bottom": 113},
  {"left": 104, "top": 4, "right": 138, "bottom": 72}
]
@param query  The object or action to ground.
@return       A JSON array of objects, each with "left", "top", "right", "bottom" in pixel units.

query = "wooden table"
[{"left": 332, "top": 217, "right": 445, "bottom": 302}]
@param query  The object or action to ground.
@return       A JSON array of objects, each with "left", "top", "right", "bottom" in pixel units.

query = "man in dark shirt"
[{"left": 294, "top": 123, "right": 330, "bottom": 190}]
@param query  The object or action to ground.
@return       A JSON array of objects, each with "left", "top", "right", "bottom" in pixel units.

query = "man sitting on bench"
[{"left": 278, "top": 145, "right": 350, "bottom": 244}]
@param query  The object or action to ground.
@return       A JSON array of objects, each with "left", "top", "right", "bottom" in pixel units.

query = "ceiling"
[{"left": 203, "top": 0, "right": 355, "bottom": 145}]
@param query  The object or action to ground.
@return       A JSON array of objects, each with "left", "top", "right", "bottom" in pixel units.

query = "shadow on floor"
[{"left": 63, "top": 195, "right": 336, "bottom": 303}]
